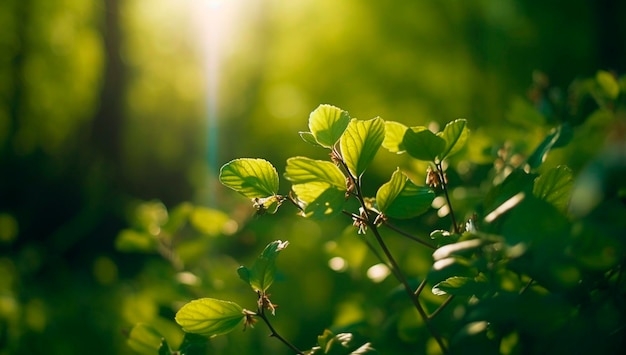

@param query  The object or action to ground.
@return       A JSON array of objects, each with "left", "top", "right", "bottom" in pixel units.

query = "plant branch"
[
  {"left": 429, "top": 295, "right": 454, "bottom": 320},
  {"left": 435, "top": 162, "right": 460, "bottom": 234},
  {"left": 336, "top": 150, "right": 447, "bottom": 353},
  {"left": 519, "top": 278, "right": 535, "bottom": 294},
  {"left": 368, "top": 223, "right": 448, "bottom": 353},
  {"left": 414, "top": 277, "right": 428, "bottom": 296},
  {"left": 257, "top": 304, "right": 304, "bottom": 354},
  {"left": 382, "top": 221, "right": 436, "bottom": 249}
]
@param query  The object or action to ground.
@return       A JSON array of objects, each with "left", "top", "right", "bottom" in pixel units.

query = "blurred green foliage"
[{"left": 0, "top": 0, "right": 625, "bottom": 354}]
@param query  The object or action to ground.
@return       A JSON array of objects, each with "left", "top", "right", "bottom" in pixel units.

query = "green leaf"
[
  {"left": 483, "top": 169, "right": 536, "bottom": 218},
  {"left": 299, "top": 131, "right": 323, "bottom": 147},
  {"left": 219, "top": 158, "right": 279, "bottom": 198},
  {"left": 178, "top": 333, "right": 208, "bottom": 354},
  {"left": 158, "top": 338, "right": 172, "bottom": 355},
  {"left": 596, "top": 70, "right": 619, "bottom": 99},
  {"left": 161, "top": 202, "right": 193, "bottom": 235},
  {"left": 432, "top": 239, "right": 484, "bottom": 261},
  {"left": 115, "top": 229, "right": 157, "bottom": 253},
  {"left": 189, "top": 207, "right": 230, "bottom": 237},
  {"left": 292, "top": 182, "right": 347, "bottom": 219},
  {"left": 402, "top": 127, "right": 446, "bottom": 162},
  {"left": 506, "top": 97, "right": 546, "bottom": 127},
  {"left": 533, "top": 165, "right": 574, "bottom": 212},
  {"left": 376, "top": 168, "right": 434, "bottom": 219},
  {"left": 432, "top": 276, "right": 488, "bottom": 296},
  {"left": 237, "top": 266, "right": 251, "bottom": 284},
  {"left": 340, "top": 117, "right": 385, "bottom": 177},
  {"left": 175, "top": 298, "right": 245, "bottom": 337},
  {"left": 308, "top": 104, "right": 351, "bottom": 148},
  {"left": 437, "top": 119, "right": 469, "bottom": 160},
  {"left": 527, "top": 125, "right": 571, "bottom": 169},
  {"left": 127, "top": 323, "right": 166, "bottom": 355},
  {"left": 382, "top": 121, "right": 408, "bottom": 153},
  {"left": 285, "top": 157, "right": 346, "bottom": 189},
  {"left": 308, "top": 329, "right": 376, "bottom": 354},
  {"left": 132, "top": 200, "right": 168, "bottom": 233},
  {"left": 243, "top": 240, "right": 289, "bottom": 293}
]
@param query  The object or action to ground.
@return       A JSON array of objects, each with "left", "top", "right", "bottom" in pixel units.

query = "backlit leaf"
[
  {"left": 527, "top": 125, "right": 571, "bottom": 169},
  {"left": 403, "top": 127, "right": 446, "bottom": 162},
  {"left": 127, "top": 323, "right": 165, "bottom": 355},
  {"left": 308, "top": 329, "right": 377, "bottom": 354},
  {"left": 189, "top": 207, "right": 230, "bottom": 237},
  {"left": 161, "top": 202, "right": 193, "bottom": 235},
  {"left": 219, "top": 158, "right": 279, "bottom": 198},
  {"left": 437, "top": 119, "right": 469, "bottom": 160},
  {"left": 292, "top": 182, "right": 346, "bottom": 219},
  {"left": 533, "top": 165, "right": 573, "bottom": 212},
  {"left": 115, "top": 229, "right": 157, "bottom": 253},
  {"left": 175, "top": 298, "right": 244, "bottom": 337},
  {"left": 432, "top": 276, "right": 488, "bottom": 296},
  {"left": 376, "top": 169, "right": 434, "bottom": 219},
  {"left": 242, "top": 240, "right": 289, "bottom": 293},
  {"left": 308, "top": 104, "right": 351, "bottom": 148},
  {"left": 340, "top": 117, "right": 385, "bottom": 177},
  {"left": 596, "top": 70, "right": 619, "bottom": 99},
  {"left": 299, "top": 131, "right": 323, "bottom": 147},
  {"left": 382, "top": 121, "right": 408, "bottom": 153},
  {"left": 285, "top": 157, "right": 346, "bottom": 189}
]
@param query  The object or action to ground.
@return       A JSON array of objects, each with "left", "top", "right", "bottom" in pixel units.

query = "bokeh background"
[{"left": 1, "top": 0, "right": 625, "bottom": 354}]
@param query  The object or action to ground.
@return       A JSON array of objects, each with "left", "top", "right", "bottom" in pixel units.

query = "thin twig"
[
  {"left": 257, "top": 305, "right": 304, "bottom": 354},
  {"left": 435, "top": 162, "right": 460, "bottom": 234},
  {"left": 414, "top": 277, "right": 428, "bottom": 296},
  {"left": 429, "top": 295, "right": 454, "bottom": 320},
  {"left": 336, "top": 150, "right": 448, "bottom": 353},
  {"left": 519, "top": 278, "right": 535, "bottom": 294},
  {"left": 369, "top": 223, "right": 448, "bottom": 353},
  {"left": 382, "top": 221, "right": 436, "bottom": 249}
]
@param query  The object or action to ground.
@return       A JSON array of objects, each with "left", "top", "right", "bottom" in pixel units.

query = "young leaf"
[
  {"left": 219, "top": 158, "right": 279, "bottom": 198},
  {"left": 237, "top": 266, "right": 251, "bottom": 284},
  {"left": 533, "top": 165, "right": 573, "bottom": 212},
  {"left": 432, "top": 276, "right": 488, "bottom": 296},
  {"left": 158, "top": 339, "right": 173, "bottom": 355},
  {"left": 299, "top": 131, "right": 323, "bottom": 147},
  {"left": 376, "top": 169, "right": 434, "bottom": 219},
  {"left": 244, "top": 240, "right": 289, "bottom": 293},
  {"left": 527, "top": 125, "right": 570, "bottom": 169},
  {"left": 402, "top": 127, "right": 446, "bottom": 162},
  {"left": 382, "top": 120, "right": 408, "bottom": 154},
  {"left": 437, "top": 119, "right": 469, "bottom": 160},
  {"left": 308, "top": 329, "right": 376, "bottom": 354},
  {"left": 189, "top": 207, "right": 230, "bottom": 237},
  {"left": 175, "top": 298, "right": 245, "bottom": 337},
  {"left": 340, "top": 117, "right": 385, "bottom": 177},
  {"left": 308, "top": 104, "right": 351, "bottom": 148},
  {"left": 161, "top": 202, "right": 193, "bottom": 235},
  {"left": 291, "top": 182, "right": 347, "bottom": 219},
  {"left": 596, "top": 70, "right": 619, "bottom": 99},
  {"left": 285, "top": 157, "right": 346, "bottom": 189},
  {"left": 115, "top": 229, "right": 157, "bottom": 253},
  {"left": 127, "top": 323, "right": 167, "bottom": 355}
]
